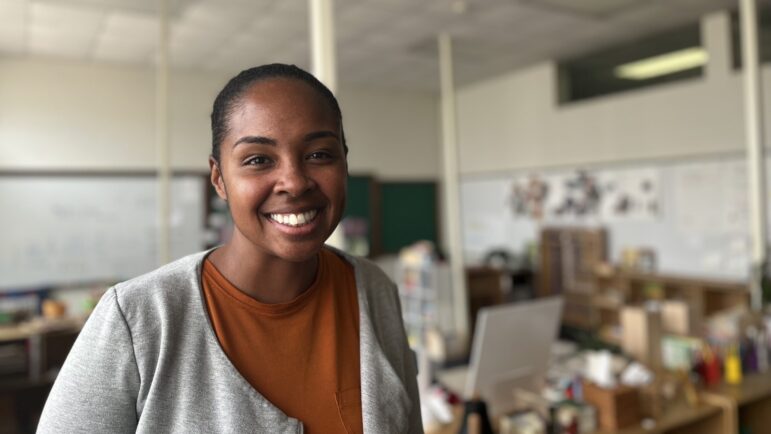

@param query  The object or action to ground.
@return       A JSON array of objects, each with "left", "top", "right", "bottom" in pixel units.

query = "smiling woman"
[{"left": 37, "top": 64, "right": 423, "bottom": 434}]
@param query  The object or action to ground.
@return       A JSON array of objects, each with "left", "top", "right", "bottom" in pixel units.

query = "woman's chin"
[{"left": 269, "top": 242, "right": 327, "bottom": 264}]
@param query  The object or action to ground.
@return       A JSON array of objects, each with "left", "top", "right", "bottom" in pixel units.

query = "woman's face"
[{"left": 211, "top": 78, "right": 347, "bottom": 263}]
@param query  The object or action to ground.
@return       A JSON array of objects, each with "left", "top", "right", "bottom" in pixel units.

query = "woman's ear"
[{"left": 209, "top": 156, "right": 228, "bottom": 201}]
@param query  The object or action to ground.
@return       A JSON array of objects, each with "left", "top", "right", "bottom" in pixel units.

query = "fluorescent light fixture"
[{"left": 615, "top": 47, "right": 708, "bottom": 80}]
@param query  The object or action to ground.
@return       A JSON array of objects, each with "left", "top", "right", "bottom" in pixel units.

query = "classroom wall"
[
  {"left": 455, "top": 11, "right": 770, "bottom": 175},
  {"left": 452, "top": 11, "right": 771, "bottom": 279},
  {"left": 339, "top": 85, "right": 439, "bottom": 180},
  {"left": 0, "top": 57, "right": 440, "bottom": 179}
]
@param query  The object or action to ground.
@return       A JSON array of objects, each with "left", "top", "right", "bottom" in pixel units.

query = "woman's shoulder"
[{"left": 109, "top": 250, "right": 210, "bottom": 321}]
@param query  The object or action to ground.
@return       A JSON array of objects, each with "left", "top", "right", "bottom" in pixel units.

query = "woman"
[{"left": 38, "top": 64, "right": 422, "bottom": 433}]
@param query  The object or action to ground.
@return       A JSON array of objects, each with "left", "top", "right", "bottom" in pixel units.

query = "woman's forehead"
[
  {"left": 243, "top": 78, "right": 328, "bottom": 106},
  {"left": 238, "top": 79, "right": 335, "bottom": 118},
  {"left": 224, "top": 79, "right": 339, "bottom": 141}
]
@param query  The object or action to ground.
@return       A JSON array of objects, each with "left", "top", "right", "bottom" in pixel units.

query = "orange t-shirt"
[{"left": 201, "top": 248, "right": 362, "bottom": 434}]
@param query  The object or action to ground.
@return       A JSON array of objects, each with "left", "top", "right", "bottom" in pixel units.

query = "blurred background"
[{"left": 2, "top": 0, "right": 771, "bottom": 433}]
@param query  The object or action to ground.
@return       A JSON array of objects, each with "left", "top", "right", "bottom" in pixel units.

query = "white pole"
[
  {"left": 309, "top": 0, "right": 337, "bottom": 93},
  {"left": 156, "top": 0, "right": 171, "bottom": 265},
  {"left": 438, "top": 33, "right": 469, "bottom": 341},
  {"left": 309, "top": 0, "right": 345, "bottom": 250},
  {"left": 740, "top": 0, "right": 767, "bottom": 311}
]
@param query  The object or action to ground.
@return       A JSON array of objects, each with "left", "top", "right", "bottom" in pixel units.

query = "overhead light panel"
[{"left": 615, "top": 47, "right": 708, "bottom": 80}]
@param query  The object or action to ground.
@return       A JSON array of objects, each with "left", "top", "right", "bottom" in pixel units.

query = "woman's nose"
[{"left": 275, "top": 162, "right": 315, "bottom": 197}]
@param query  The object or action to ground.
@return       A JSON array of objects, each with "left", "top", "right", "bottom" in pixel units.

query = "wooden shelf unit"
[
  {"left": 539, "top": 227, "right": 608, "bottom": 330},
  {"left": 594, "top": 271, "right": 748, "bottom": 338},
  {"left": 538, "top": 227, "right": 749, "bottom": 338}
]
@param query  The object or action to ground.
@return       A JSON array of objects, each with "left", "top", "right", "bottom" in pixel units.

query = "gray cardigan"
[{"left": 37, "top": 249, "right": 423, "bottom": 433}]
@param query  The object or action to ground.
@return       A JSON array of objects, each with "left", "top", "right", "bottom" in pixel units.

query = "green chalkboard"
[
  {"left": 344, "top": 175, "right": 372, "bottom": 220},
  {"left": 379, "top": 182, "right": 437, "bottom": 254},
  {"left": 342, "top": 175, "right": 381, "bottom": 255}
]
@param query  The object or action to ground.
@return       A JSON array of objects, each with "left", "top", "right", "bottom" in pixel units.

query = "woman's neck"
[{"left": 208, "top": 238, "right": 319, "bottom": 304}]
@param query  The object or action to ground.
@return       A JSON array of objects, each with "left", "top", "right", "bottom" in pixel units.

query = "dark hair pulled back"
[{"left": 210, "top": 63, "right": 347, "bottom": 163}]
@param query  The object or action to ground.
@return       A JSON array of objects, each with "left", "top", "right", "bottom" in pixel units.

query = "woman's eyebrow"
[
  {"left": 233, "top": 135, "right": 277, "bottom": 147},
  {"left": 233, "top": 131, "right": 338, "bottom": 148},
  {"left": 304, "top": 131, "right": 339, "bottom": 142}
]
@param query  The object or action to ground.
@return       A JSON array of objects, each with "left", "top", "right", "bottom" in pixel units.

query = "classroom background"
[{"left": 3, "top": 0, "right": 771, "bottom": 433}]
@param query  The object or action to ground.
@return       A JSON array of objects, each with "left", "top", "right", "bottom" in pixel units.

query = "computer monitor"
[{"left": 465, "top": 297, "right": 564, "bottom": 417}]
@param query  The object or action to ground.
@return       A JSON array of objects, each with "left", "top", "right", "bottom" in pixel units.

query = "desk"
[
  {"left": 700, "top": 372, "right": 771, "bottom": 434},
  {"left": 425, "top": 405, "right": 464, "bottom": 434},
  {"left": 0, "top": 316, "right": 85, "bottom": 433},
  {"left": 426, "top": 398, "right": 725, "bottom": 434},
  {"left": 437, "top": 366, "right": 469, "bottom": 397},
  {"left": 596, "top": 400, "right": 724, "bottom": 434},
  {"left": 433, "top": 369, "right": 771, "bottom": 434},
  {"left": 0, "top": 316, "right": 86, "bottom": 343},
  {"left": 0, "top": 316, "right": 86, "bottom": 381}
]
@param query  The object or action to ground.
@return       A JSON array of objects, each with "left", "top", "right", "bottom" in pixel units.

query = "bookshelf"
[{"left": 537, "top": 227, "right": 749, "bottom": 342}]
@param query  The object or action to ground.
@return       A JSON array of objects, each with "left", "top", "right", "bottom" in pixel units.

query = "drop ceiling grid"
[
  {"left": 469, "top": 1, "right": 555, "bottom": 29},
  {"left": 519, "top": 0, "right": 646, "bottom": 18},
  {"left": 26, "top": 1, "right": 105, "bottom": 60},
  {"left": 0, "top": 0, "right": 761, "bottom": 91},
  {"left": 177, "top": 1, "right": 252, "bottom": 32}
]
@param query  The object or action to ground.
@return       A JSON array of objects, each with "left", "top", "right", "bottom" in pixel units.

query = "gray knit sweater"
[{"left": 37, "top": 249, "right": 423, "bottom": 433}]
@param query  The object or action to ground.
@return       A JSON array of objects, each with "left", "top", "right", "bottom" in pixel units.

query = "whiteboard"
[
  {"left": 460, "top": 155, "right": 761, "bottom": 281},
  {"left": 0, "top": 175, "right": 206, "bottom": 290}
]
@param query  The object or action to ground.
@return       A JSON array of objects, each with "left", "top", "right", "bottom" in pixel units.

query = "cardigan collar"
[{"left": 191, "top": 247, "right": 411, "bottom": 433}]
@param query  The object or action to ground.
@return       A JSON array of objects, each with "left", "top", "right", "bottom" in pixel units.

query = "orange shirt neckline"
[{"left": 202, "top": 253, "right": 323, "bottom": 317}]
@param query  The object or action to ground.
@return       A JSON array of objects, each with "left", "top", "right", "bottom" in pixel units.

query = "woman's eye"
[
  {"left": 244, "top": 156, "right": 271, "bottom": 166},
  {"left": 307, "top": 151, "right": 332, "bottom": 160}
]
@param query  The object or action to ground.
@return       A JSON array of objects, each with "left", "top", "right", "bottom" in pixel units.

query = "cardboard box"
[
  {"left": 582, "top": 381, "right": 641, "bottom": 431},
  {"left": 661, "top": 300, "right": 693, "bottom": 335},
  {"left": 621, "top": 306, "right": 663, "bottom": 369}
]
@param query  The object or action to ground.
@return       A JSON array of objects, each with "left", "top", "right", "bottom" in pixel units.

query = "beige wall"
[
  {"left": 0, "top": 58, "right": 441, "bottom": 179},
  {"left": 339, "top": 85, "right": 439, "bottom": 180},
  {"left": 455, "top": 11, "right": 770, "bottom": 175}
]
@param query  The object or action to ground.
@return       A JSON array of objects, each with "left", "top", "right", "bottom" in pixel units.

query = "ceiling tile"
[
  {"left": 0, "top": 0, "right": 26, "bottom": 54},
  {"left": 100, "top": 10, "right": 158, "bottom": 38},
  {"left": 25, "top": 2, "right": 104, "bottom": 57},
  {"left": 29, "top": 2, "right": 105, "bottom": 33},
  {"left": 338, "top": 3, "right": 398, "bottom": 30},
  {"left": 522, "top": 0, "right": 643, "bottom": 18}
]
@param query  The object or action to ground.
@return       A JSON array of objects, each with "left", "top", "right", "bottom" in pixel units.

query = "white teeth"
[{"left": 269, "top": 209, "right": 318, "bottom": 227}]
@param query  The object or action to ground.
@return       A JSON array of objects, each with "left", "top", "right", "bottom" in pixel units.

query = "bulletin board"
[
  {"left": 460, "top": 155, "right": 759, "bottom": 280},
  {"left": 0, "top": 174, "right": 207, "bottom": 290}
]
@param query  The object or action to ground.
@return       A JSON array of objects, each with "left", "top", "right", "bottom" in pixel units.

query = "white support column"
[
  {"left": 156, "top": 0, "right": 171, "bottom": 265},
  {"left": 309, "top": 0, "right": 345, "bottom": 249},
  {"left": 702, "top": 10, "right": 732, "bottom": 81},
  {"left": 310, "top": 0, "right": 337, "bottom": 92},
  {"left": 438, "top": 33, "right": 469, "bottom": 341},
  {"left": 740, "top": 0, "right": 767, "bottom": 310}
]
